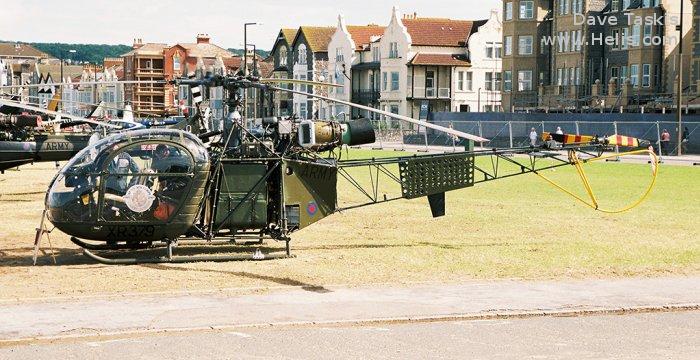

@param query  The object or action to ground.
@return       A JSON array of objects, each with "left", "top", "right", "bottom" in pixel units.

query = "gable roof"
[
  {"left": 294, "top": 26, "right": 335, "bottom": 53},
  {"left": 271, "top": 28, "right": 298, "bottom": 55},
  {"left": 347, "top": 25, "right": 386, "bottom": 51},
  {"left": 409, "top": 53, "right": 471, "bottom": 66},
  {"left": 121, "top": 43, "right": 167, "bottom": 57},
  {"left": 0, "top": 43, "right": 48, "bottom": 58},
  {"left": 173, "top": 43, "right": 233, "bottom": 58},
  {"left": 281, "top": 28, "right": 298, "bottom": 43},
  {"left": 401, "top": 18, "right": 479, "bottom": 47}
]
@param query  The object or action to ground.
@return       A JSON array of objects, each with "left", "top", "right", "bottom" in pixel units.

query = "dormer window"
[
  {"left": 389, "top": 42, "right": 398, "bottom": 58},
  {"left": 280, "top": 46, "right": 288, "bottom": 66},
  {"left": 336, "top": 48, "right": 344, "bottom": 62},
  {"left": 297, "top": 44, "right": 307, "bottom": 65}
]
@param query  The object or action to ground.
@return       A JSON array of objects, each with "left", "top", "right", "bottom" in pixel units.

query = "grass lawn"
[{"left": 0, "top": 149, "right": 697, "bottom": 300}]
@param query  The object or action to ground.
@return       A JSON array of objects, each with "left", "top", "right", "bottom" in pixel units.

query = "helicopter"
[
  {"left": 0, "top": 90, "right": 188, "bottom": 172},
  {"left": 35, "top": 74, "right": 657, "bottom": 265}
]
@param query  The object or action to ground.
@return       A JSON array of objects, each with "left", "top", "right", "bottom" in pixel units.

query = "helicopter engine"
[{"left": 297, "top": 119, "right": 375, "bottom": 151}]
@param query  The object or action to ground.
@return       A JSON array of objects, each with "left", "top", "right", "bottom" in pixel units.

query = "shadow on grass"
[{"left": 141, "top": 263, "right": 332, "bottom": 294}]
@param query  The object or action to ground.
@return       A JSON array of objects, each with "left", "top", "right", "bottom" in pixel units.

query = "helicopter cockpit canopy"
[{"left": 46, "top": 129, "right": 209, "bottom": 234}]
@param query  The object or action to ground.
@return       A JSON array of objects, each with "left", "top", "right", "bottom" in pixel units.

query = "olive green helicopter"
[{"left": 34, "top": 74, "right": 657, "bottom": 265}]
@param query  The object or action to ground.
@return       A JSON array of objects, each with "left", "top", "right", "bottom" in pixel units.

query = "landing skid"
[{"left": 72, "top": 237, "right": 293, "bottom": 265}]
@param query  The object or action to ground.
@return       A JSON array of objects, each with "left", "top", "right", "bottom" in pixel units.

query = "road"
[{"left": 1, "top": 311, "right": 698, "bottom": 359}]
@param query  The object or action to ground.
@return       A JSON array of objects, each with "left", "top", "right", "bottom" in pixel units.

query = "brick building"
[{"left": 121, "top": 34, "right": 235, "bottom": 116}]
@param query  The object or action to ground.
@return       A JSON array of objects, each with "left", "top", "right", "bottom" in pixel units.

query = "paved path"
[
  {"left": 2, "top": 312, "right": 698, "bottom": 359},
  {"left": 1, "top": 276, "right": 698, "bottom": 343}
]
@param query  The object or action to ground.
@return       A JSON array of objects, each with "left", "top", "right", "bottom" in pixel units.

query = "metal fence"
[{"left": 370, "top": 119, "right": 700, "bottom": 155}]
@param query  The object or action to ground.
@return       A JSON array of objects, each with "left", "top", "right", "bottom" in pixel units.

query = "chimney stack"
[
  {"left": 196, "top": 34, "right": 210, "bottom": 44},
  {"left": 133, "top": 38, "right": 144, "bottom": 49}
]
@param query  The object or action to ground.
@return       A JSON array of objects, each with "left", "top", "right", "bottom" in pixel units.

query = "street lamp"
[
  {"left": 243, "top": 22, "right": 262, "bottom": 117},
  {"left": 676, "top": 1, "right": 685, "bottom": 156}
]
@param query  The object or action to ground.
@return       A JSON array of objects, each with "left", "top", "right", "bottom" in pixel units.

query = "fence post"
[
  {"left": 450, "top": 121, "right": 456, "bottom": 152},
  {"left": 656, "top": 121, "right": 663, "bottom": 161},
  {"left": 613, "top": 121, "right": 620, "bottom": 159},
  {"left": 508, "top": 121, "right": 513, "bottom": 148},
  {"left": 478, "top": 121, "right": 483, "bottom": 149},
  {"left": 397, "top": 117, "right": 404, "bottom": 151},
  {"left": 423, "top": 122, "right": 429, "bottom": 152},
  {"left": 575, "top": 121, "right": 580, "bottom": 135}
]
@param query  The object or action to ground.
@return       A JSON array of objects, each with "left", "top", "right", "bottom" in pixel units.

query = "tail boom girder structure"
[{"left": 335, "top": 144, "right": 624, "bottom": 217}]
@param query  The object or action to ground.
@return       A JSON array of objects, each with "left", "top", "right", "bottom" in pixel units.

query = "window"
[
  {"left": 519, "top": 1, "right": 534, "bottom": 19},
  {"left": 621, "top": 28, "right": 629, "bottom": 49},
  {"left": 612, "top": 29, "right": 620, "bottom": 50},
  {"left": 505, "top": 36, "right": 513, "bottom": 56},
  {"left": 494, "top": 72, "right": 502, "bottom": 90},
  {"left": 382, "top": 72, "right": 387, "bottom": 91},
  {"left": 643, "top": 25, "right": 653, "bottom": 44},
  {"left": 620, "top": 65, "right": 628, "bottom": 86},
  {"left": 557, "top": 68, "right": 563, "bottom": 85},
  {"left": 372, "top": 46, "right": 380, "bottom": 62},
  {"left": 610, "top": 67, "right": 619, "bottom": 84},
  {"left": 426, "top": 70, "right": 435, "bottom": 95},
  {"left": 389, "top": 42, "right": 398, "bottom": 58},
  {"left": 279, "top": 46, "right": 288, "bottom": 66},
  {"left": 466, "top": 72, "right": 473, "bottom": 90},
  {"left": 486, "top": 42, "right": 494, "bottom": 59},
  {"left": 623, "top": 0, "right": 630, "bottom": 10},
  {"left": 612, "top": 0, "right": 619, "bottom": 11},
  {"left": 572, "top": 0, "right": 582, "bottom": 13},
  {"left": 173, "top": 54, "right": 181, "bottom": 71},
  {"left": 494, "top": 42, "right": 502, "bottom": 58},
  {"left": 505, "top": 2, "right": 513, "bottom": 20},
  {"left": 575, "top": 67, "right": 580, "bottom": 85},
  {"left": 297, "top": 44, "right": 307, "bottom": 65},
  {"left": 390, "top": 72, "right": 399, "bottom": 91},
  {"left": 630, "top": 64, "right": 639, "bottom": 87},
  {"left": 457, "top": 71, "right": 464, "bottom": 91},
  {"left": 485, "top": 72, "right": 493, "bottom": 91},
  {"left": 519, "top": 35, "right": 533, "bottom": 55},
  {"left": 642, "top": 64, "right": 651, "bottom": 87},
  {"left": 576, "top": 30, "right": 582, "bottom": 51},
  {"left": 299, "top": 103, "right": 307, "bottom": 119},
  {"left": 632, "top": 25, "right": 641, "bottom": 47},
  {"left": 335, "top": 48, "right": 343, "bottom": 62},
  {"left": 518, "top": 70, "right": 533, "bottom": 91},
  {"left": 504, "top": 71, "right": 512, "bottom": 91}
]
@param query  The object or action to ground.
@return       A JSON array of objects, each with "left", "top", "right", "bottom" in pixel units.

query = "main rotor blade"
[
  {"left": 0, "top": 80, "right": 166, "bottom": 89},
  {"left": 0, "top": 99, "right": 120, "bottom": 128},
  {"left": 259, "top": 78, "right": 342, "bottom": 88},
  {"left": 0, "top": 93, "right": 160, "bottom": 117},
  {"left": 269, "top": 86, "right": 489, "bottom": 143}
]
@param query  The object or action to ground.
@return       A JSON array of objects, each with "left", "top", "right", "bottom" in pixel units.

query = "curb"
[{"left": 1, "top": 303, "right": 698, "bottom": 347}]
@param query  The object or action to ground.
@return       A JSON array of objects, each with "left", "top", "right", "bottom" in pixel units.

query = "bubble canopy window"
[{"left": 47, "top": 129, "right": 209, "bottom": 224}]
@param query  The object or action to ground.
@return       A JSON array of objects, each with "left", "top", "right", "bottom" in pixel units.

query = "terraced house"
[
  {"left": 269, "top": 28, "right": 298, "bottom": 116},
  {"left": 378, "top": 7, "right": 502, "bottom": 122},
  {"left": 290, "top": 26, "right": 335, "bottom": 119},
  {"left": 326, "top": 16, "right": 386, "bottom": 119},
  {"left": 502, "top": 0, "right": 694, "bottom": 112}
]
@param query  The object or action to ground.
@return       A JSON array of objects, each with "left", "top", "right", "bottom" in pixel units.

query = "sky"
[{"left": 1, "top": 0, "right": 501, "bottom": 50}]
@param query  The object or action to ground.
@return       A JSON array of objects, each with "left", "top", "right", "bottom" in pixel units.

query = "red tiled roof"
[
  {"left": 409, "top": 53, "right": 471, "bottom": 66},
  {"left": 402, "top": 18, "right": 477, "bottom": 47},
  {"left": 347, "top": 25, "right": 385, "bottom": 50}
]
